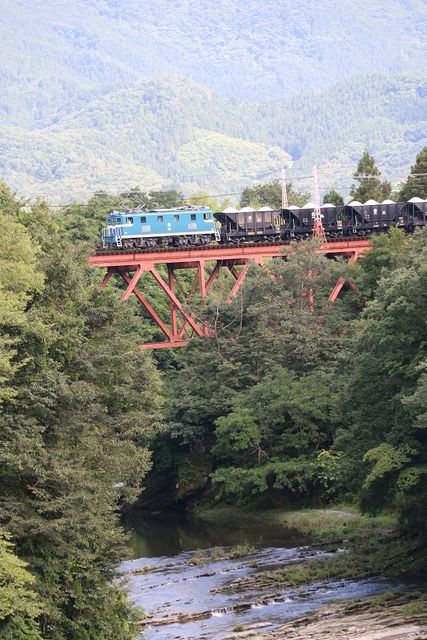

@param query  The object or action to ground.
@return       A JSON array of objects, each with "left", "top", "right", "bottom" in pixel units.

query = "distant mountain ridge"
[
  {"left": 0, "top": 1, "right": 426, "bottom": 201},
  {"left": 1, "top": 0, "right": 426, "bottom": 125},
  {"left": 1, "top": 73, "right": 426, "bottom": 202}
]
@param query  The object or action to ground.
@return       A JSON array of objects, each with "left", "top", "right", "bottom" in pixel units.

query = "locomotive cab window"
[
  {"left": 191, "top": 214, "right": 196, "bottom": 221},
  {"left": 203, "top": 212, "right": 211, "bottom": 220},
  {"left": 126, "top": 217, "right": 133, "bottom": 224},
  {"left": 141, "top": 216, "right": 147, "bottom": 223},
  {"left": 174, "top": 214, "right": 180, "bottom": 221},
  {"left": 157, "top": 215, "right": 164, "bottom": 222},
  {"left": 117, "top": 217, "right": 122, "bottom": 223}
]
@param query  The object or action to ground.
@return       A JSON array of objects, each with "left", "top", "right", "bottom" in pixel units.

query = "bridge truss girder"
[{"left": 91, "top": 240, "right": 371, "bottom": 349}]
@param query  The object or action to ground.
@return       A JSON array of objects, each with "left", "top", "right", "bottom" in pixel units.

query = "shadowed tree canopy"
[
  {"left": 0, "top": 181, "right": 163, "bottom": 639},
  {"left": 335, "top": 229, "right": 427, "bottom": 539},
  {"left": 323, "top": 189, "right": 344, "bottom": 206}
]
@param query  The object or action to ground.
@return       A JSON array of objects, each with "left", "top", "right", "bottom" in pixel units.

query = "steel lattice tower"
[
  {"left": 280, "top": 168, "right": 288, "bottom": 209},
  {"left": 312, "top": 165, "right": 326, "bottom": 242}
]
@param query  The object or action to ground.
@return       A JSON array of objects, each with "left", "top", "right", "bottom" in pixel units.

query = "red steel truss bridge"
[{"left": 90, "top": 238, "right": 371, "bottom": 349}]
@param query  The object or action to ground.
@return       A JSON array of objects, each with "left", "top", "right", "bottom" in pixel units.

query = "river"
[{"left": 121, "top": 511, "right": 406, "bottom": 640}]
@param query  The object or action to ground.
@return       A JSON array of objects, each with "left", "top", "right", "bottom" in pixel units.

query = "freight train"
[{"left": 102, "top": 197, "right": 427, "bottom": 249}]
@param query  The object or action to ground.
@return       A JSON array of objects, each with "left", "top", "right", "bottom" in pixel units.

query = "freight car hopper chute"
[
  {"left": 218, "top": 206, "right": 282, "bottom": 242},
  {"left": 403, "top": 197, "right": 427, "bottom": 229},
  {"left": 354, "top": 199, "right": 402, "bottom": 233}
]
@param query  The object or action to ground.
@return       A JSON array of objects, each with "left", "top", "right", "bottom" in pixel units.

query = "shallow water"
[
  {"left": 125, "top": 510, "right": 310, "bottom": 558},
  {"left": 122, "top": 512, "right": 404, "bottom": 640}
]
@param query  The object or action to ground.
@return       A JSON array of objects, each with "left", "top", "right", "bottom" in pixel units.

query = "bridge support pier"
[{"left": 92, "top": 240, "right": 371, "bottom": 348}]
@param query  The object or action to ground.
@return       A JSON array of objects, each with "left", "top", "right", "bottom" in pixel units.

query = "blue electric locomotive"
[{"left": 102, "top": 206, "right": 219, "bottom": 248}]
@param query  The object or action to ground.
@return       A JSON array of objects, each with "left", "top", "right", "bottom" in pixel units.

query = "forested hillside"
[
  {"left": 1, "top": 0, "right": 426, "bottom": 122},
  {"left": 0, "top": 182, "right": 163, "bottom": 638},
  {"left": 160, "top": 227, "right": 427, "bottom": 560},
  {"left": 1, "top": 73, "right": 426, "bottom": 202}
]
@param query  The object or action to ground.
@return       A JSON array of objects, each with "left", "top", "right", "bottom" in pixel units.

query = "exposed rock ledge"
[{"left": 219, "top": 597, "right": 427, "bottom": 640}]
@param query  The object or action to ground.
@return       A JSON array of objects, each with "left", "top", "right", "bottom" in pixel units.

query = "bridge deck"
[{"left": 90, "top": 238, "right": 371, "bottom": 269}]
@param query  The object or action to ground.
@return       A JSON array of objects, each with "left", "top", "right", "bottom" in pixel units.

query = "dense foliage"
[
  {"left": 240, "top": 181, "right": 308, "bottom": 208},
  {"left": 162, "top": 204, "right": 427, "bottom": 543},
  {"left": 1, "top": 145, "right": 427, "bottom": 635},
  {"left": 0, "top": 182, "right": 163, "bottom": 638},
  {"left": 335, "top": 230, "right": 427, "bottom": 539},
  {"left": 0, "top": 531, "right": 42, "bottom": 640},
  {"left": 163, "top": 244, "right": 356, "bottom": 502},
  {"left": 323, "top": 189, "right": 344, "bottom": 206},
  {"left": 350, "top": 150, "right": 392, "bottom": 202},
  {"left": 399, "top": 147, "right": 427, "bottom": 201}
]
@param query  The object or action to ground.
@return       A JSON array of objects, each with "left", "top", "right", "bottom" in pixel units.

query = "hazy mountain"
[
  {"left": 1, "top": 73, "right": 426, "bottom": 202},
  {"left": 1, "top": 1, "right": 426, "bottom": 201},
  {"left": 1, "top": 0, "right": 426, "bottom": 126}
]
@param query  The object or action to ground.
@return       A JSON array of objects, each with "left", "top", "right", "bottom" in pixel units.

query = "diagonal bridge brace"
[
  {"left": 117, "top": 261, "right": 216, "bottom": 348},
  {"left": 148, "top": 266, "right": 205, "bottom": 338},
  {"left": 328, "top": 252, "right": 365, "bottom": 303},
  {"left": 93, "top": 238, "right": 372, "bottom": 348}
]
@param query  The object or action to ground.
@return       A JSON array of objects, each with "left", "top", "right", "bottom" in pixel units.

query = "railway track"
[{"left": 94, "top": 235, "right": 371, "bottom": 256}]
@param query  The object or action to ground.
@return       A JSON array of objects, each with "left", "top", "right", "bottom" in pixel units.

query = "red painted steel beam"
[
  {"left": 120, "top": 273, "right": 172, "bottom": 340},
  {"left": 167, "top": 265, "right": 178, "bottom": 337},
  {"left": 148, "top": 267, "right": 205, "bottom": 338},
  {"left": 328, "top": 251, "right": 362, "bottom": 303},
  {"left": 121, "top": 266, "right": 143, "bottom": 301},
  {"left": 89, "top": 239, "right": 372, "bottom": 270},
  {"left": 100, "top": 271, "right": 113, "bottom": 288},
  {"left": 140, "top": 340, "right": 188, "bottom": 350},
  {"left": 227, "top": 264, "right": 250, "bottom": 303},
  {"left": 176, "top": 260, "right": 219, "bottom": 339}
]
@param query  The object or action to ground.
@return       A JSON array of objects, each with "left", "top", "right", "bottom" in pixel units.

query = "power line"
[{"left": 24, "top": 169, "right": 426, "bottom": 209}]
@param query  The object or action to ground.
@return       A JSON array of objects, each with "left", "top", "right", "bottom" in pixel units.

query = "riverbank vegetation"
[{"left": 221, "top": 591, "right": 427, "bottom": 640}]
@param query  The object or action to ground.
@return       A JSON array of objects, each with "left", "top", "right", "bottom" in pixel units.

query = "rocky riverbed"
[
  {"left": 220, "top": 594, "right": 427, "bottom": 640},
  {"left": 122, "top": 544, "right": 415, "bottom": 639},
  {"left": 121, "top": 511, "right": 426, "bottom": 640}
]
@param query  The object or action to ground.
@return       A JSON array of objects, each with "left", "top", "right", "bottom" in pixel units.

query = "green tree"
[
  {"left": 351, "top": 227, "right": 409, "bottom": 298},
  {"left": 0, "top": 185, "right": 44, "bottom": 404},
  {"left": 335, "top": 229, "right": 427, "bottom": 540},
  {"left": 0, "top": 188, "right": 164, "bottom": 639},
  {"left": 211, "top": 367, "right": 339, "bottom": 499},
  {"left": 148, "top": 190, "right": 183, "bottom": 208},
  {"left": 61, "top": 193, "right": 123, "bottom": 245},
  {"left": 323, "top": 189, "right": 344, "bottom": 206},
  {"left": 398, "top": 147, "right": 427, "bottom": 201},
  {"left": 184, "top": 191, "right": 229, "bottom": 212},
  {"left": 240, "top": 181, "right": 308, "bottom": 208},
  {"left": 0, "top": 530, "right": 43, "bottom": 640},
  {"left": 350, "top": 150, "right": 392, "bottom": 202},
  {"left": 165, "top": 243, "right": 354, "bottom": 501}
]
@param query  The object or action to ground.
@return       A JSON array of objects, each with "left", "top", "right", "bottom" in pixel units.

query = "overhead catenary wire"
[{"left": 28, "top": 170, "right": 425, "bottom": 209}]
